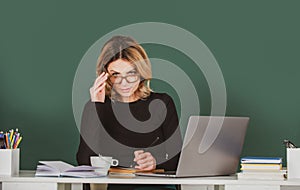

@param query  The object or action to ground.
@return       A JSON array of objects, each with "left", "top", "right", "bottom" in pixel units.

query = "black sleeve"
[
  {"left": 76, "top": 135, "right": 95, "bottom": 165},
  {"left": 76, "top": 101, "right": 97, "bottom": 165},
  {"left": 156, "top": 94, "right": 182, "bottom": 171}
]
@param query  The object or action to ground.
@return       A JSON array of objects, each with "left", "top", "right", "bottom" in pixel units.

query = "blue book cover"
[{"left": 241, "top": 156, "right": 282, "bottom": 164}]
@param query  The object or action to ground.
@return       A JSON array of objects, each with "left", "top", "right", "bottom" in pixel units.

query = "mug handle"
[{"left": 111, "top": 159, "right": 119, "bottom": 166}]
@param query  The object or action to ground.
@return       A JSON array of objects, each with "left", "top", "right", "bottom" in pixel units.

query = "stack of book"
[{"left": 238, "top": 156, "right": 286, "bottom": 180}]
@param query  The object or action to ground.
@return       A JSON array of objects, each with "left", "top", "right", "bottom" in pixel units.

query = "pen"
[{"left": 144, "top": 137, "right": 160, "bottom": 152}]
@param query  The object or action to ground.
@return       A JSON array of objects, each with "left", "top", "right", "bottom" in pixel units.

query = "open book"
[{"left": 35, "top": 161, "right": 106, "bottom": 178}]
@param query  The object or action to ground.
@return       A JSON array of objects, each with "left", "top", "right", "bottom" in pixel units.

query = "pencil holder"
[
  {"left": 287, "top": 148, "right": 300, "bottom": 179},
  {"left": 0, "top": 148, "right": 20, "bottom": 175}
]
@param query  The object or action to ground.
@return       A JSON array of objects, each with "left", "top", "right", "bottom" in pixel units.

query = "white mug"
[{"left": 90, "top": 155, "right": 119, "bottom": 174}]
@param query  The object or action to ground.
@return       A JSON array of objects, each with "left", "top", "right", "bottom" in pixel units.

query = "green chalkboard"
[{"left": 1, "top": 1, "right": 300, "bottom": 169}]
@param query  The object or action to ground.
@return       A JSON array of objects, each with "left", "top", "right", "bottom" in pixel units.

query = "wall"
[{"left": 0, "top": 1, "right": 299, "bottom": 169}]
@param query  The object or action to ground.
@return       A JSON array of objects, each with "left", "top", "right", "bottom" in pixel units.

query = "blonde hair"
[{"left": 96, "top": 36, "right": 152, "bottom": 100}]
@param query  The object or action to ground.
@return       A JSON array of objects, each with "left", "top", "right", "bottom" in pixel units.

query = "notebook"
[{"left": 136, "top": 116, "right": 249, "bottom": 177}]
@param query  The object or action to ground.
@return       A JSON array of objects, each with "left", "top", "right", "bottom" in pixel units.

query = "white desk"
[{"left": 1, "top": 171, "right": 300, "bottom": 190}]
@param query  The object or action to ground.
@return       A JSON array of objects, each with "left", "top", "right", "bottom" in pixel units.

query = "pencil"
[
  {"left": 14, "top": 136, "right": 22, "bottom": 149},
  {"left": 4, "top": 133, "right": 8, "bottom": 149},
  {"left": 13, "top": 133, "right": 19, "bottom": 148},
  {"left": 10, "top": 129, "right": 14, "bottom": 142}
]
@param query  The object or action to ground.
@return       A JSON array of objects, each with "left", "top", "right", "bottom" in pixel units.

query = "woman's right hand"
[{"left": 90, "top": 72, "right": 109, "bottom": 102}]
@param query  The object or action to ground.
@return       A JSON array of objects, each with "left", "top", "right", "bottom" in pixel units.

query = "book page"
[
  {"left": 60, "top": 171, "right": 106, "bottom": 178},
  {"left": 39, "top": 161, "right": 74, "bottom": 172},
  {"left": 35, "top": 169, "right": 60, "bottom": 177},
  {"left": 65, "top": 165, "right": 102, "bottom": 172}
]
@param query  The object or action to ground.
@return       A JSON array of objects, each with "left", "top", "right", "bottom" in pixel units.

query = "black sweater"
[{"left": 76, "top": 92, "right": 182, "bottom": 171}]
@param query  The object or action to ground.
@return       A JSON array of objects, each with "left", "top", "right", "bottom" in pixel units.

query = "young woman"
[{"left": 77, "top": 36, "right": 182, "bottom": 190}]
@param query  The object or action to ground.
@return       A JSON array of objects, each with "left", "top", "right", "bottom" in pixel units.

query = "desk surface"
[{"left": 1, "top": 171, "right": 300, "bottom": 186}]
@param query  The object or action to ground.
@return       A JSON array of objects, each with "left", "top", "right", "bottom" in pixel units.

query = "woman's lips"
[{"left": 120, "top": 88, "right": 131, "bottom": 93}]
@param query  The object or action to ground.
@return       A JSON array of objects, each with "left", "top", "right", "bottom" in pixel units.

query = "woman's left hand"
[{"left": 133, "top": 150, "right": 156, "bottom": 171}]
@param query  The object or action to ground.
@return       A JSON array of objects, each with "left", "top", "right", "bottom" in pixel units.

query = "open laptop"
[{"left": 136, "top": 116, "right": 249, "bottom": 177}]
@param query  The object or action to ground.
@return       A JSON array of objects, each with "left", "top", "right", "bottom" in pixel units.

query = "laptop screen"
[{"left": 175, "top": 116, "right": 249, "bottom": 177}]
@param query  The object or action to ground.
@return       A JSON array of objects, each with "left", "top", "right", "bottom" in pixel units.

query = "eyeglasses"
[{"left": 108, "top": 74, "right": 140, "bottom": 84}]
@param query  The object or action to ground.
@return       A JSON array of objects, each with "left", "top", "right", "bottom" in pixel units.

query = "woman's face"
[{"left": 107, "top": 59, "right": 140, "bottom": 102}]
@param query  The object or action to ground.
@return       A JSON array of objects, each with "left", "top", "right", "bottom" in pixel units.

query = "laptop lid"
[{"left": 175, "top": 116, "right": 249, "bottom": 177}]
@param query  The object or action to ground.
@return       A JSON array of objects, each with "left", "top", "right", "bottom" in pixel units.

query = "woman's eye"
[
  {"left": 112, "top": 73, "right": 120, "bottom": 77},
  {"left": 127, "top": 71, "right": 137, "bottom": 75}
]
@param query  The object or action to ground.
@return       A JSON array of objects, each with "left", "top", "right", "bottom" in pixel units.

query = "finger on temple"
[
  {"left": 94, "top": 73, "right": 107, "bottom": 86},
  {"left": 94, "top": 83, "right": 106, "bottom": 93}
]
